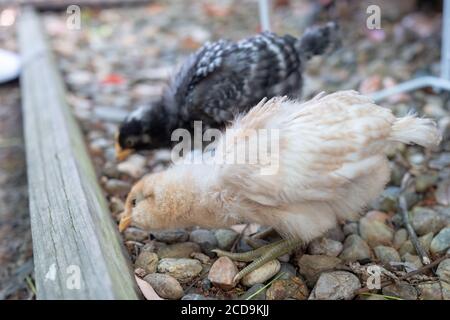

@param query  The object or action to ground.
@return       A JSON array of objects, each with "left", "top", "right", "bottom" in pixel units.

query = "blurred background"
[{"left": 0, "top": 0, "right": 448, "bottom": 300}]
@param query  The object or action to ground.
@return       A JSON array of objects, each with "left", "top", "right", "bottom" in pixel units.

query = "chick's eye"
[
  {"left": 125, "top": 138, "right": 134, "bottom": 148},
  {"left": 131, "top": 198, "right": 137, "bottom": 207}
]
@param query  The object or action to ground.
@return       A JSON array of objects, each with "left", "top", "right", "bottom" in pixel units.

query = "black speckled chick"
[{"left": 116, "top": 22, "right": 340, "bottom": 159}]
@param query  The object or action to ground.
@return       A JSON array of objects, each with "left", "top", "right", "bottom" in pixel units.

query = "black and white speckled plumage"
[{"left": 118, "top": 22, "right": 339, "bottom": 152}]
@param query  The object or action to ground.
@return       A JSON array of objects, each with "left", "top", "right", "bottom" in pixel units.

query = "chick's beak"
[
  {"left": 118, "top": 214, "right": 132, "bottom": 232},
  {"left": 116, "top": 144, "right": 134, "bottom": 161},
  {"left": 114, "top": 133, "right": 134, "bottom": 161}
]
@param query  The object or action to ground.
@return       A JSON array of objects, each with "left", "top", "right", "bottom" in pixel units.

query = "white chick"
[{"left": 120, "top": 90, "right": 440, "bottom": 283}]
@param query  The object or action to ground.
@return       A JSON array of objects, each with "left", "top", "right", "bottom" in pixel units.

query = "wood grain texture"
[{"left": 18, "top": 8, "right": 140, "bottom": 300}]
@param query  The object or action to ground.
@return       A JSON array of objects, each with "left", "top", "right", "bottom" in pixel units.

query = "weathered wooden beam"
[{"left": 18, "top": 7, "right": 140, "bottom": 300}]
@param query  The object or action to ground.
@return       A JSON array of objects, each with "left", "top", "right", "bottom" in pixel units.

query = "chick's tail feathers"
[
  {"left": 297, "top": 21, "right": 340, "bottom": 60},
  {"left": 389, "top": 114, "right": 441, "bottom": 148}
]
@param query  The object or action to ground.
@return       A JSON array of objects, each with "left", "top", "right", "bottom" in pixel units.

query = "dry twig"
[
  {"left": 399, "top": 173, "right": 431, "bottom": 265},
  {"left": 356, "top": 254, "right": 449, "bottom": 295},
  {"left": 231, "top": 223, "right": 249, "bottom": 253}
]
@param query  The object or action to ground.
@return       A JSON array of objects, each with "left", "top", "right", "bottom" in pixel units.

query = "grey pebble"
[
  {"left": 214, "top": 229, "right": 239, "bottom": 250},
  {"left": 189, "top": 229, "right": 218, "bottom": 256},
  {"left": 151, "top": 229, "right": 189, "bottom": 244}
]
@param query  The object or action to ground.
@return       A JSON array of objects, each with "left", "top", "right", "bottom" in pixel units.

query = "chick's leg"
[
  {"left": 251, "top": 227, "right": 277, "bottom": 240},
  {"left": 212, "top": 239, "right": 285, "bottom": 262},
  {"left": 212, "top": 238, "right": 302, "bottom": 284}
]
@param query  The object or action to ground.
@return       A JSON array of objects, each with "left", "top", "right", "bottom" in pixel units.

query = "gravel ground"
[
  {"left": 41, "top": 0, "right": 450, "bottom": 300},
  {"left": 0, "top": 24, "right": 33, "bottom": 300}
]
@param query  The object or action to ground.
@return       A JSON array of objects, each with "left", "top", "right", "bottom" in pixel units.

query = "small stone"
[
  {"left": 151, "top": 229, "right": 189, "bottom": 244},
  {"left": 89, "top": 138, "right": 109, "bottom": 156},
  {"left": 439, "top": 117, "right": 450, "bottom": 140},
  {"left": 125, "top": 241, "right": 143, "bottom": 256},
  {"left": 418, "top": 282, "right": 444, "bottom": 300},
  {"left": 241, "top": 260, "right": 281, "bottom": 287},
  {"left": 277, "top": 253, "right": 290, "bottom": 263},
  {"left": 135, "top": 275, "right": 163, "bottom": 300},
  {"left": 429, "top": 153, "right": 450, "bottom": 170},
  {"left": 401, "top": 188, "right": 422, "bottom": 209},
  {"left": 391, "top": 213, "right": 404, "bottom": 228},
  {"left": 109, "top": 196, "right": 125, "bottom": 216},
  {"left": 399, "top": 232, "right": 434, "bottom": 256},
  {"left": 393, "top": 228, "right": 408, "bottom": 249},
  {"left": 143, "top": 273, "right": 184, "bottom": 300},
  {"left": 123, "top": 227, "right": 148, "bottom": 242},
  {"left": 66, "top": 70, "right": 92, "bottom": 87},
  {"left": 200, "top": 278, "right": 212, "bottom": 291},
  {"left": 117, "top": 154, "right": 147, "bottom": 178},
  {"left": 156, "top": 242, "right": 201, "bottom": 259},
  {"left": 382, "top": 282, "right": 418, "bottom": 300},
  {"left": 157, "top": 258, "right": 202, "bottom": 283},
  {"left": 389, "top": 162, "right": 407, "bottom": 186},
  {"left": 411, "top": 207, "right": 445, "bottom": 236},
  {"left": 276, "top": 263, "right": 297, "bottom": 280},
  {"left": 266, "top": 277, "right": 309, "bottom": 300},
  {"left": 236, "top": 237, "right": 253, "bottom": 253},
  {"left": 298, "top": 255, "right": 341, "bottom": 286},
  {"left": 134, "top": 268, "right": 147, "bottom": 278},
  {"left": 309, "top": 271, "right": 361, "bottom": 300},
  {"left": 374, "top": 246, "right": 401, "bottom": 266},
  {"left": 135, "top": 251, "right": 159, "bottom": 274},
  {"left": 103, "top": 162, "right": 120, "bottom": 178},
  {"left": 93, "top": 106, "right": 128, "bottom": 123},
  {"left": 208, "top": 257, "right": 238, "bottom": 290},
  {"left": 409, "top": 152, "right": 425, "bottom": 166},
  {"left": 358, "top": 75, "right": 382, "bottom": 94},
  {"left": 424, "top": 102, "right": 447, "bottom": 118},
  {"left": 359, "top": 211, "right": 394, "bottom": 247},
  {"left": 430, "top": 227, "right": 450, "bottom": 255},
  {"left": 104, "top": 179, "right": 131, "bottom": 196},
  {"left": 189, "top": 229, "right": 218, "bottom": 256},
  {"left": 141, "top": 240, "right": 164, "bottom": 253},
  {"left": 434, "top": 179, "right": 450, "bottom": 207},
  {"left": 214, "top": 229, "right": 239, "bottom": 250},
  {"left": 324, "top": 226, "right": 345, "bottom": 242},
  {"left": 307, "top": 237, "right": 343, "bottom": 257},
  {"left": 436, "top": 259, "right": 450, "bottom": 283},
  {"left": 239, "top": 284, "right": 267, "bottom": 300},
  {"left": 402, "top": 253, "right": 423, "bottom": 270},
  {"left": 134, "top": 268, "right": 146, "bottom": 278},
  {"left": 343, "top": 222, "right": 359, "bottom": 236},
  {"left": 435, "top": 206, "right": 450, "bottom": 226},
  {"left": 339, "top": 235, "right": 372, "bottom": 263},
  {"left": 442, "top": 281, "right": 450, "bottom": 300},
  {"left": 131, "top": 83, "right": 163, "bottom": 99},
  {"left": 103, "top": 147, "right": 116, "bottom": 162},
  {"left": 415, "top": 173, "right": 439, "bottom": 192},
  {"left": 372, "top": 187, "right": 400, "bottom": 212},
  {"left": 190, "top": 252, "right": 211, "bottom": 264}
]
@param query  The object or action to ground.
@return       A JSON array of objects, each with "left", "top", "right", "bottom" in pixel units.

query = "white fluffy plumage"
[{"left": 120, "top": 91, "right": 441, "bottom": 243}]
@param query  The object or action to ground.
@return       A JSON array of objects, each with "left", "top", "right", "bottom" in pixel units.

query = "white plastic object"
[{"left": 0, "top": 49, "right": 20, "bottom": 83}]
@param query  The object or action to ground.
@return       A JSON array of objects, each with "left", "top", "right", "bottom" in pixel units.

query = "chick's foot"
[{"left": 212, "top": 238, "right": 302, "bottom": 284}]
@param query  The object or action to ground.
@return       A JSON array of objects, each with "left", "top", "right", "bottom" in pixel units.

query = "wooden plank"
[{"left": 18, "top": 7, "right": 140, "bottom": 300}]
